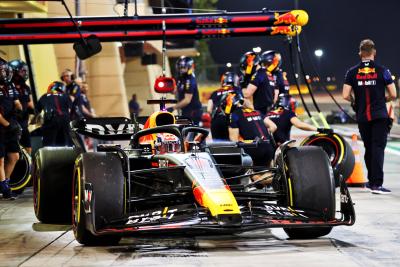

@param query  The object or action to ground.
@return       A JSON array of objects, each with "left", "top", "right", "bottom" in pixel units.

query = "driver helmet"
[
  {"left": 260, "top": 50, "right": 282, "bottom": 73},
  {"left": 175, "top": 56, "right": 194, "bottom": 76},
  {"left": 9, "top": 59, "right": 29, "bottom": 81},
  {"left": 239, "top": 51, "right": 260, "bottom": 76},
  {"left": 47, "top": 81, "right": 66, "bottom": 94},
  {"left": 154, "top": 133, "right": 181, "bottom": 154},
  {"left": 0, "top": 58, "right": 12, "bottom": 84},
  {"left": 276, "top": 93, "right": 297, "bottom": 112},
  {"left": 220, "top": 71, "right": 240, "bottom": 87}
]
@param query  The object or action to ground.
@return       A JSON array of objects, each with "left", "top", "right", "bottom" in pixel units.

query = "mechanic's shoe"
[
  {"left": 371, "top": 186, "right": 391, "bottom": 195},
  {"left": 0, "top": 180, "right": 17, "bottom": 200},
  {"left": 365, "top": 182, "right": 371, "bottom": 191}
]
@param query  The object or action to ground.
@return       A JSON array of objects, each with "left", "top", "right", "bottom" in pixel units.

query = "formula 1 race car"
[
  {"left": 32, "top": 102, "right": 355, "bottom": 246},
  {"left": 326, "top": 109, "right": 356, "bottom": 124}
]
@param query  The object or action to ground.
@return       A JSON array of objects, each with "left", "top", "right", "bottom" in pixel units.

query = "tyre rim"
[
  {"left": 10, "top": 149, "right": 32, "bottom": 190},
  {"left": 305, "top": 137, "right": 339, "bottom": 166},
  {"left": 33, "top": 158, "right": 40, "bottom": 216},
  {"left": 72, "top": 167, "right": 81, "bottom": 229}
]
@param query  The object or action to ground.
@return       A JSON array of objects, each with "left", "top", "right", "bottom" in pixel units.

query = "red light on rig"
[{"left": 154, "top": 76, "right": 176, "bottom": 93}]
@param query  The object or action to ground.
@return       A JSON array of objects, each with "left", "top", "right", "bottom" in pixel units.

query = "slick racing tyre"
[
  {"left": 9, "top": 147, "right": 32, "bottom": 194},
  {"left": 73, "top": 152, "right": 123, "bottom": 246},
  {"left": 33, "top": 147, "right": 80, "bottom": 224},
  {"left": 283, "top": 146, "right": 335, "bottom": 239},
  {"left": 301, "top": 132, "right": 355, "bottom": 187}
]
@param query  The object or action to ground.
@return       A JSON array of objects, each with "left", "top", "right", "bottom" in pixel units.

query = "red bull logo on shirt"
[{"left": 358, "top": 67, "right": 375, "bottom": 74}]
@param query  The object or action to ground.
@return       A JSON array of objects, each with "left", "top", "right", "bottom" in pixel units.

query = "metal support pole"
[
  {"left": 17, "top": 14, "right": 37, "bottom": 104},
  {"left": 75, "top": 0, "right": 85, "bottom": 80},
  {"left": 124, "top": 0, "right": 128, "bottom": 17},
  {"left": 134, "top": 0, "right": 138, "bottom": 16}
]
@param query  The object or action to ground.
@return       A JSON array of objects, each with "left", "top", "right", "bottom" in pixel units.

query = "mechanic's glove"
[
  {"left": 317, "top": 128, "right": 334, "bottom": 134},
  {"left": 350, "top": 101, "right": 357, "bottom": 113},
  {"left": 15, "top": 109, "right": 25, "bottom": 121},
  {"left": 387, "top": 118, "right": 393, "bottom": 133},
  {"left": 166, "top": 107, "right": 174, "bottom": 113},
  {"left": 6, "top": 120, "right": 22, "bottom": 139},
  {"left": 27, "top": 107, "right": 36, "bottom": 115}
]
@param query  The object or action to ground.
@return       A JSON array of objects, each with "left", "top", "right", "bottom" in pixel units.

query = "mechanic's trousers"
[
  {"left": 211, "top": 114, "right": 229, "bottom": 141},
  {"left": 244, "top": 141, "right": 274, "bottom": 167},
  {"left": 42, "top": 116, "right": 72, "bottom": 147},
  {"left": 358, "top": 118, "right": 390, "bottom": 187}
]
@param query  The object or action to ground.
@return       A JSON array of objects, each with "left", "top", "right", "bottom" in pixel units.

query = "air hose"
[
  {"left": 301, "top": 34, "right": 357, "bottom": 122},
  {"left": 294, "top": 34, "right": 330, "bottom": 128},
  {"left": 288, "top": 37, "right": 320, "bottom": 127}
]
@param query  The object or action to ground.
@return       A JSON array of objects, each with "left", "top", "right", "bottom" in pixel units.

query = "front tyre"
[{"left": 283, "top": 146, "right": 335, "bottom": 239}]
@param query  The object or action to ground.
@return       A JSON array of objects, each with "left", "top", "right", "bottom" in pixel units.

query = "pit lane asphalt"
[{"left": 1, "top": 125, "right": 400, "bottom": 267}]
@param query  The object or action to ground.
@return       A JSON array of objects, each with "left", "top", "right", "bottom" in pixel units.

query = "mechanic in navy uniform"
[
  {"left": 36, "top": 81, "right": 72, "bottom": 147},
  {"left": 239, "top": 51, "right": 260, "bottom": 89},
  {"left": 80, "top": 81, "right": 96, "bottom": 118},
  {"left": 261, "top": 51, "right": 290, "bottom": 95},
  {"left": 343, "top": 39, "right": 397, "bottom": 194},
  {"left": 61, "top": 69, "right": 83, "bottom": 121},
  {"left": 228, "top": 99, "right": 277, "bottom": 167},
  {"left": 0, "top": 58, "right": 23, "bottom": 199},
  {"left": 244, "top": 50, "right": 279, "bottom": 116},
  {"left": 168, "top": 56, "right": 202, "bottom": 125},
  {"left": 267, "top": 94, "right": 317, "bottom": 145},
  {"left": 207, "top": 72, "right": 243, "bottom": 140},
  {"left": 9, "top": 59, "right": 35, "bottom": 154}
]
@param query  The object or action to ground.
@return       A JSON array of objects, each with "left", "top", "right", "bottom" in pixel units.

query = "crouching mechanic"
[
  {"left": 0, "top": 58, "right": 23, "bottom": 199},
  {"left": 228, "top": 99, "right": 277, "bottom": 167},
  {"left": 267, "top": 94, "right": 317, "bottom": 145},
  {"left": 228, "top": 99, "right": 277, "bottom": 187},
  {"left": 207, "top": 71, "right": 243, "bottom": 140},
  {"left": 36, "top": 81, "right": 72, "bottom": 147}
]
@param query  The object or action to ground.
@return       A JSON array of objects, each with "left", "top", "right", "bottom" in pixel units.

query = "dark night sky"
[{"left": 209, "top": 0, "right": 400, "bottom": 84}]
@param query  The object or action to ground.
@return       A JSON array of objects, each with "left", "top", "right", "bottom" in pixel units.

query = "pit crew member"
[
  {"left": 244, "top": 51, "right": 279, "bottom": 116},
  {"left": 0, "top": 58, "right": 23, "bottom": 199},
  {"left": 260, "top": 50, "right": 290, "bottom": 95},
  {"left": 168, "top": 56, "right": 202, "bottom": 126},
  {"left": 228, "top": 99, "right": 277, "bottom": 167},
  {"left": 267, "top": 94, "right": 317, "bottom": 145},
  {"left": 343, "top": 39, "right": 397, "bottom": 194},
  {"left": 9, "top": 59, "right": 35, "bottom": 154},
  {"left": 239, "top": 51, "right": 260, "bottom": 89},
  {"left": 207, "top": 72, "right": 243, "bottom": 140},
  {"left": 61, "top": 69, "right": 83, "bottom": 120},
  {"left": 36, "top": 81, "right": 72, "bottom": 147}
]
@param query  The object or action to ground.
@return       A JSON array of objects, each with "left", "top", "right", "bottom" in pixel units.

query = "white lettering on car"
[{"left": 126, "top": 208, "right": 178, "bottom": 225}]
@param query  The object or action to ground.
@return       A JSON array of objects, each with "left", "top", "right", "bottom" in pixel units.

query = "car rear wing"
[{"left": 70, "top": 117, "right": 136, "bottom": 141}]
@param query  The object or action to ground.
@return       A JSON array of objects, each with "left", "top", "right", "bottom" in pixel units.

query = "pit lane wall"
[{"left": 0, "top": 0, "right": 172, "bottom": 117}]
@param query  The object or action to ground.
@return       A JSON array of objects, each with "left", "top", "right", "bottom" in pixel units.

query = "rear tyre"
[
  {"left": 73, "top": 153, "right": 123, "bottom": 246},
  {"left": 283, "top": 146, "right": 335, "bottom": 239},
  {"left": 301, "top": 133, "right": 355, "bottom": 187},
  {"left": 33, "top": 147, "right": 80, "bottom": 224}
]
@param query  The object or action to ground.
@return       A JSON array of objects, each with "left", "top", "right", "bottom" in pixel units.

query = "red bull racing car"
[{"left": 32, "top": 102, "right": 355, "bottom": 246}]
